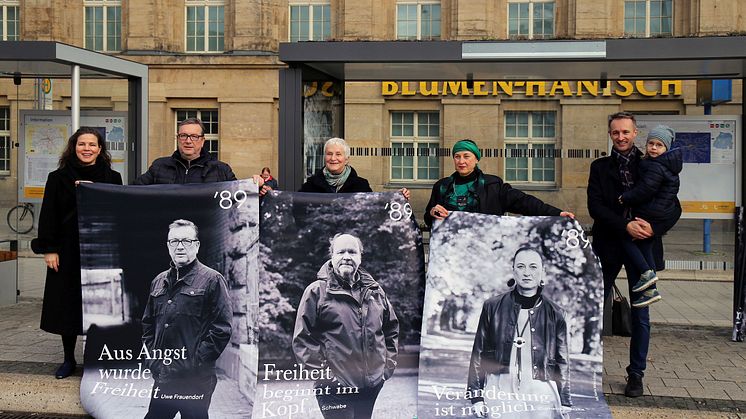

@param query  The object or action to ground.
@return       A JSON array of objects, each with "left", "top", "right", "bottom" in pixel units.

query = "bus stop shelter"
[
  {"left": 277, "top": 36, "right": 746, "bottom": 339},
  {"left": 0, "top": 41, "right": 148, "bottom": 307},
  {"left": 278, "top": 36, "right": 746, "bottom": 190},
  {"left": 0, "top": 41, "right": 148, "bottom": 178}
]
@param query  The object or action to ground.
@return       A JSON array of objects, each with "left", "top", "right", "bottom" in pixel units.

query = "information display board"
[
  {"left": 18, "top": 110, "right": 128, "bottom": 202},
  {"left": 635, "top": 115, "right": 741, "bottom": 219}
]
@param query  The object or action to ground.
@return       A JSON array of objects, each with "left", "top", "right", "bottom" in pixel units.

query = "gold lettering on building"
[{"left": 379, "top": 80, "right": 683, "bottom": 98}]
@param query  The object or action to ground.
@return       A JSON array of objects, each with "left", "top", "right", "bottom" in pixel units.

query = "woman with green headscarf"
[{"left": 424, "top": 139, "right": 574, "bottom": 227}]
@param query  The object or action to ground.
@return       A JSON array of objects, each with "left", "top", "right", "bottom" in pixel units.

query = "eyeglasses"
[
  {"left": 176, "top": 133, "right": 204, "bottom": 142},
  {"left": 167, "top": 239, "right": 199, "bottom": 248}
]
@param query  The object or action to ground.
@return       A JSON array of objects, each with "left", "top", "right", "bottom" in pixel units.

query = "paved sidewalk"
[{"left": 1, "top": 255, "right": 745, "bottom": 417}]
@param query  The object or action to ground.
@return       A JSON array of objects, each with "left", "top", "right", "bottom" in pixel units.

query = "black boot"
[
  {"left": 624, "top": 373, "right": 644, "bottom": 397},
  {"left": 55, "top": 360, "right": 77, "bottom": 379},
  {"left": 56, "top": 334, "right": 77, "bottom": 379}
]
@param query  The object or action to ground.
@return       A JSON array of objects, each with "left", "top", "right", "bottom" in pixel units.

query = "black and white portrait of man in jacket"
[
  {"left": 467, "top": 246, "right": 571, "bottom": 419},
  {"left": 293, "top": 233, "right": 400, "bottom": 419},
  {"left": 141, "top": 219, "right": 232, "bottom": 419}
]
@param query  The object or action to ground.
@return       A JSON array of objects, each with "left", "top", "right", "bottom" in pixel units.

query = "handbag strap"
[{"left": 612, "top": 283, "right": 624, "bottom": 300}]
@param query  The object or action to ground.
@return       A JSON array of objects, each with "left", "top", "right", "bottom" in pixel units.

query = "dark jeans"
[
  {"left": 144, "top": 373, "right": 218, "bottom": 419},
  {"left": 620, "top": 237, "right": 659, "bottom": 291},
  {"left": 599, "top": 244, "right": 651, "bottom": 378},
  {"left": 315, "top": 380, "right": 385, "bottom": 419}
]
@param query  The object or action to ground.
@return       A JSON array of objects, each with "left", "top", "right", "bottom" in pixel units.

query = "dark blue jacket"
[{"left": 621, "top": 148, "right": 682, "bottom": 234}]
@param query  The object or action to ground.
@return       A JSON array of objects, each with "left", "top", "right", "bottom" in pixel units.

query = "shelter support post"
[
  {"left": 128, "top": 75, "right": 148, "bottom": 182},
  {"left": 71, "top": 65, "right": 80, "bottom": 131},
  {"left": 279, "top": 67, "right": 304, "bottom": 192}
]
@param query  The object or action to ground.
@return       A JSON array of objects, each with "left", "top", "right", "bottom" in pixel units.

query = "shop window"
[
  {"left": 504, "top": 111, "right": 556, "bottom": 184},
  {"left": 390, "top": 111, "right": 440, "bottom": 181},
  {"left": 0, "top": 1, "right": 19, "bottom": 41},
  {"left": 396, "top": 1, "right": 440, "bottom": 40},
  {"left": 84, "top": 0, "right": 121, "bottom": 52},
  {"left": 289, "top": 1, "right": 331, "bottom": 42},
  {"left": 624, "top": 0, "right": 672, "bottom": 37},
  {"left": 508, "top": 0, "right": 554, "bottom": 39},
  {"left": 186, "top": 0, "right": 224, "bottom": 52}
]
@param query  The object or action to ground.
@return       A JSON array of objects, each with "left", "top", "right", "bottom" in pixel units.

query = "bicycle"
[{"left": 7, "top": 202, "right": 35, "bottom": 234}]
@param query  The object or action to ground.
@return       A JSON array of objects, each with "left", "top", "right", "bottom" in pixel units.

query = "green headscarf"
[{"left": 452, "top": 139, "right": 481, "bottom": 161}]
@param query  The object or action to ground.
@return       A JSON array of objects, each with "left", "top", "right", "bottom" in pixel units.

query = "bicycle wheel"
[{"left": 7, "top": 204, "right": 34, "bottom": 234}]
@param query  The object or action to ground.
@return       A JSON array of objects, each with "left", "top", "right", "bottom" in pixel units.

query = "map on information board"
[
  {"left": 22, "top": 115, "right": 70, "bottom": 199},
  {"left": 672, "top": 132, "right": 711, "bottom": 163},
  {"left": 19, "top": 111, "right": 128, "bottom": 202},
  {"left": 635, "top": 116, "right": 741, "bottom": 219}
]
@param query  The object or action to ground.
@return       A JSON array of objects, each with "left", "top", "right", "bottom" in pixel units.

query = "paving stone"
[
  {"left": 662, "top": 378, "right": 704, "bottom": 388},
  {"left": 676, "top": 369, "right": 714, "bottom": 380},
  {"left": 698, "top": 380, "right": 743, "bottom": 393},
  {"left": 686, "top": 387, "right": 732, "bottom": 400},
  {"left": 646, "top": 385, "right": 690, "bottom": 398},
  {"left": 724, "top": 389, "right": 746, "bottom": 401}
]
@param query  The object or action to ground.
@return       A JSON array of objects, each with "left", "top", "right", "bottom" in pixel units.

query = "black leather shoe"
[
  {"left": 624, "top": 373, "right": 644, "bottom": 397},
  {"left": 55, "top": 360, "right": 77, "bottom": 379}
]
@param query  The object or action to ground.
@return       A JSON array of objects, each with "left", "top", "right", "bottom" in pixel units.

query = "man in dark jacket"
[
  {"left": 293, "top": 233, "right": 399, "bottom": 418},
  {"left": 134, "top": 117, "right": 237, "bottom": 184},
  {"left": 587, "top": 111, "right": 662, "bottom": 398},
  {"left": 142, "top": 219, "right": 232, "bottom": 419},
  {"left": 467, "top": 247, "right": 570, "bottom": 418}
]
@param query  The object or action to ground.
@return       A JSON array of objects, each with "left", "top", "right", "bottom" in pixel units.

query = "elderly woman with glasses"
[{"left": 424, "top": 139, "right": 573, "bottom": 227}]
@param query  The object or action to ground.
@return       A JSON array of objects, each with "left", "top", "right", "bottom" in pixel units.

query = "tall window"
[
  {"left": 504, "top": 111, "right": 556, "bottom": 184},
  {"left": 625, "top": 0, "right": 672, "bottom": 37},
  {"left": 0, "top": 107, "right": 9, "bottom": 175},
  {"left": 0, "top": 1, "right": 19, "bottom": 41},
  {"left": 289, "top": 2, "right": 331, "bottom": 42},
  {"left": 390, "top": 111, "right": 440, "bottom": 181},
  {"left": 508, "top": 0, "right": 554, "bottom": 39},
  {"left": 176, "top": 110, "right": 219, "bottom": 158},
  {"left": 84, "top": 0, "right": 121, "bottom": 52},
  {"left": 186, "top": 0, "right": 225, "bottom": 52},
  {"left": 396, "top": 1, "right": 441, "bottom": 40}
]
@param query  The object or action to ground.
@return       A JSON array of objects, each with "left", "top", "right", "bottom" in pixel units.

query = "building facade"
[{"left": 0, "top": 0, "right": 744, "bottom": 229}]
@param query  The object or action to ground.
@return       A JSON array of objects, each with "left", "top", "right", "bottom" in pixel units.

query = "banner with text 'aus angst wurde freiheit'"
[
  {"left": 419, "top": 212, "right": 611, "bottom": 419},
  {"left": 256, "top": 191, "right": 425, "bottom": 419},
  {"left": 77, "top": 180, "right": 259, "bottom": 419}
]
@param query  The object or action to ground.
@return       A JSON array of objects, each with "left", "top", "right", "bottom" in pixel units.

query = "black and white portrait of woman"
[{"left": 418, "top": 212, "right": 611, "bottom": 419}]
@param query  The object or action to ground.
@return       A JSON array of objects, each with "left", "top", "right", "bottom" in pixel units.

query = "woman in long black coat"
[{"left": 31, "top": 127, "right": 122, "bottom": 379}]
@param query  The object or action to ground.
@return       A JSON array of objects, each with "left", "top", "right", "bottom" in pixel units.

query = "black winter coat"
[
  {"left": 467, "top": 290, "right": 571, "bottom": 407},
  {"left": 621, "top": 148, "right": 682, "bottom": 235},
  {"left": 31, "top": 163, "right": 122, "bottom": 335},
  {"left": 299, "top": 167, "right": 372, "bottom": 193},
  {"left": 587, "top": 148, "right": 664, "bottom": 271},
  {"left": 133, "top": 149, "right": 237, "bottom": 184},
  {"left": 424, "top": 170, "right": 561, "bottom": 227}
]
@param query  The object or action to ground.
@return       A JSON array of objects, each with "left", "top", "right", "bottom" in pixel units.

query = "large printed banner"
[
  {"left": 256, "top": 191, "right": 425, "bottom": 419},
  {"left": 77, "top": 181, "right": 259, "bottom": 419},
  {"left": 419, "top": 213, "right": 611, "bottom": 418}
]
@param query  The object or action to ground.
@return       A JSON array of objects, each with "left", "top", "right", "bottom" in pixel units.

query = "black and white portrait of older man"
[{"left": 293, "top": 233, "right": 400, "bottom": 419}]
